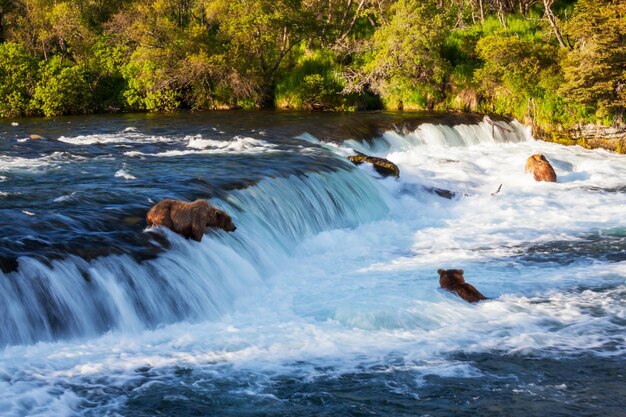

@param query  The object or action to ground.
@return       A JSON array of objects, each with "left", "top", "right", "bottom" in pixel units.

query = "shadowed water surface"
[{"left": 85, "top": 352, "right": 624, "bottom": 417}]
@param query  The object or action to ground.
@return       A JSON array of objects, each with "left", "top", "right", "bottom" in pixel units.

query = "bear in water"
[
  {"left": 437, "top": 269, "right": 487, "bottom": 303},
  {"left": 525, "top": 154, "right": 557, "bottom": 182},
  {"left": 146, "top": 199, "right": 236, "bottom": 242}
]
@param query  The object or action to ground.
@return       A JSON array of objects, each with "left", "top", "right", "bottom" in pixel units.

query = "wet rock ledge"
[{"left": 534, "top": 123, "right": 626, "bottom": 154}]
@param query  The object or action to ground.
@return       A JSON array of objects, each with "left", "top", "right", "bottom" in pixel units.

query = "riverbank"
[{"left": 533, "top": 122, "right": 626, "bottom": 154}]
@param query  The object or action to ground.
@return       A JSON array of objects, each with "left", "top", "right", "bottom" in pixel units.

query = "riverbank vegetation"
[{"left": 0, "top": 0, "right": 623, "bottom": 132}]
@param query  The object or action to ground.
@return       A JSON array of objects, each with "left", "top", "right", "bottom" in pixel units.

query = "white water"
[
  {"left": 123, "top": 135, "right": 280, "bottom": 158},
  {"left": 114, "top": 168, "right": 137, "bottom": 180},
  {"left": 57, "top": 132, "right": 174, "bottom": 145},
  {"left": 1, "top": 118, "right": 625, "bottom": 416},
  {"left": 0, "top": 152, "right": 87, "bottom": 171}
]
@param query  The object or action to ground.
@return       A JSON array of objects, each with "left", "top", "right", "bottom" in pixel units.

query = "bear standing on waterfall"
[
  {"left": 437, "top": 269, "right": 487, "bottom": 303},
  {"left": 525, "top": 154, "right": 557, "bottom": 182},
  {"left": 146, "top": 199, "right": 236, "bottom": 242}
]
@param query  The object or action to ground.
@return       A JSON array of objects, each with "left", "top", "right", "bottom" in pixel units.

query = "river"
[{"left": 1, "top": 111, "right": 625, "bottom": 416}]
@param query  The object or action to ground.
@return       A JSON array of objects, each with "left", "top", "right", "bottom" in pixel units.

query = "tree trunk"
[
  {"left": 259, "top": 79, "right": 276, "bottom": 109},
  {"left": 497, "top": 3, "right": 507, "bottom": 28},
  {"left": 543, "top": 0, "right": 569, "bottom": 48}
]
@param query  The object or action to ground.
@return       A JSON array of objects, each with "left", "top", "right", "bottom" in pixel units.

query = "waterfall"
[
  {"left": 0, "top": 116, "right": 534, "bottom": 347},
  {"left": 345, "top": 118, "right": 531, "bottom": 154},
  {"left": 0, "top": 167, "right": 390, "bottom": 346}
]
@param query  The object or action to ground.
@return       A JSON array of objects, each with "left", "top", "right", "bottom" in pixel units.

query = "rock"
[
  {"left": 525, "top": 154, "right": 557, "bottom": 182},
  {"left": 426, "top": 187, "right": 458, "bottom": 199},
  {"left": 122, "top": 216, "right": 143, "bottom": 226},
  {"left": 437, "top": 269, "right": 487, "bottom": 303},
  {"left": 347, "top": 152, "right": 400, "bottom": 178},
  {"left": 533, "top": 123, "right": 626, "bottom": 154},
  {"left": 30, "top": 134, "right": 45, "bottom": 140},
  {"left": 146, "top": 199, "right": 236, "bottom": 242}
]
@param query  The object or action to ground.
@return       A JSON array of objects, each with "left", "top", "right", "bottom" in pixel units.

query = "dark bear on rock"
[
  {"left": 437, "top": 269, "right": 487, "bottom": 303},
  {"left": 347, "top": 151, "right": 400, "bottom": 178},
  {"left": 146, "top": 199, "right": 236, "bottom": 242},
  {"left": 525, "top": 154, "right": 557, "bottom": 182}
]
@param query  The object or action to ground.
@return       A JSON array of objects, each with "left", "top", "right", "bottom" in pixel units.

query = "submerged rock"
[
  {"left": 525, "top": 154, "right": 557, "bottom": 182},
  {"left": 347, "top": 152, "right": 400, "bottom": 178},
  {"left": 425, "top": 186, "right": 459, "bottom": 200},
  {"left": 146, "top": 199, "right": 236, "bottom": 242},
  {"left": 437, "top": 269, "right": 487, "bottom": 303},
  {"left": 122, "top": 216, "right": 144, "bottom": 226}
]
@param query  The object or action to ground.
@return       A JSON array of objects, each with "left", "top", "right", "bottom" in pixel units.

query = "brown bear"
[
  {"left": 525, "top": 154, "right": 557, "bottom": 182},
  {"left": 437, "top": 269, "right": 487, "bottom": 303},
  {"left": 146, "top": 199, "right": 236, "bottom": 242}
]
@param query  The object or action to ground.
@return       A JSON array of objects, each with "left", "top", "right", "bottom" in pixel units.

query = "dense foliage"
[{"left": 0, "top": 0, "right": 623, "bottom": 128}]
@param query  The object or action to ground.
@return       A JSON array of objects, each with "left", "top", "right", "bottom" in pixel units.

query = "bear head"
[
  {"left": 437, "top": 268, "right": 465, "bottom": 289},
  {"left": 213, "top": 209, "right": 237, "bottom": 232}
]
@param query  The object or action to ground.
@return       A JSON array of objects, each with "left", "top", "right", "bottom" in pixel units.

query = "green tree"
[
  {"left": 108, "top": 0, "right": 241, "bottom": 111},
  {"left": 0, "top": 0, "right": 18, "bottom": 42},
  {"left": 360, "top": 0, "right": 452, "bottom": 109},
  {"left": 7, "top": 0, "right": 95, "bottom": 61},
  {"left": 206, "top": 0, "right": 320, "bottom": 107},
  {"left": 474, "top": 32, "right": 562, "bottom": 122},
  {"left": 560, "top": 0, "right": 626, "bottom": 122}
]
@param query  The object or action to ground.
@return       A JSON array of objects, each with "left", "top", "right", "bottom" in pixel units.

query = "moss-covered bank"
[{"left": 533, "top": 123, "right": 626, "bottom": 154}]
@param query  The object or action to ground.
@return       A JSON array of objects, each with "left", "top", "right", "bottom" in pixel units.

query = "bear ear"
[
  {"left": 459, "top": 269, "right": 464, "bottom": 275},
  {"left": 437, "top": 269, "right": 445, "bottom": 275}
]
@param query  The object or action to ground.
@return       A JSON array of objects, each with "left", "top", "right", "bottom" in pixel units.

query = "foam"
[
  {"left": 123, "top": 135, "right": 279, "bottom": 157},
  {"left": 114, "top": 169, "right": 137, "bottom": 180},
  {"left": 186, "top": 135, "right": 276, "bottom": 152},
  {"left": 53, "top": 193, "right": 77, "bottom": 202},
  {"left": 58, "top": 131, "right": 173, "bottom": 145},
  {"left": 0, "top": 152, "right": 86, "bottom": 171}
]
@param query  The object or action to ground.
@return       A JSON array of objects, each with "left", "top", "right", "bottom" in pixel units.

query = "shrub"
[
  {"left": 33, "top": 57, "right": 94, "bottom": 116},
  {"left": 0, "top": 43, "right": 39, "bottom": 117},
  {"left": 276, "top": 49, "right": 345, "bottom": 110}
]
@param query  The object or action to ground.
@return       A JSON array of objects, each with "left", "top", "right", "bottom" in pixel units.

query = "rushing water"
[{"left": 0, "top": 112, "right": 625, "bottom": 416}]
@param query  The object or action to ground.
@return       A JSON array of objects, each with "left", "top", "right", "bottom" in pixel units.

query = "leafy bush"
[
  {"left": 33, "top": 57, "right": 94, "bottom": 116},
  {"left": 120, "top": 58, "right": 180, "bottom": 112},
  {"left": 87, "top": 39, "right": 129, "bottom": 111},
  {"left": 0, "top": 43, "right": 39, "bottom": 117},
  {"left": 276, "top": 49, "right": 345, "bottom": 110}
]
